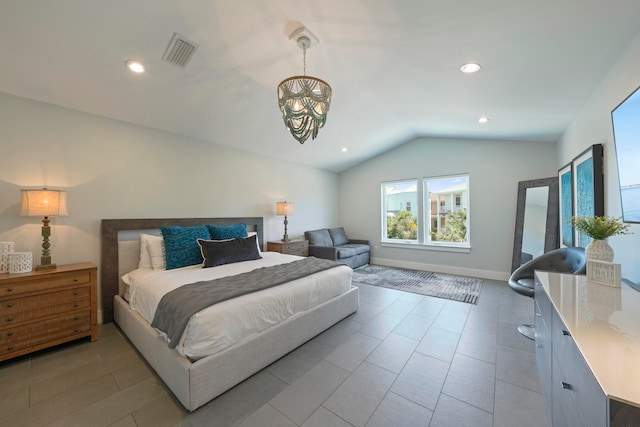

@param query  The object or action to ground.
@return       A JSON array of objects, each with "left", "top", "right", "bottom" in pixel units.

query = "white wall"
[
  {"left": 558, "top": 31, "right": 640, "bottom": 283},
  {"left": 0, "top": 93, "right": 339, "bottom": 319},
  {"left": 338, "top": 136, "right": 557, "bottom": 280}
]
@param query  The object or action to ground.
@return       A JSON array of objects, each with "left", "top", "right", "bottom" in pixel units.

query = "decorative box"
[
  {"left": 9, "top": 252, "right": 32, "bottom": 274},
  {"left": 0, "top": 242, "right": 16, "bottom": 273}
]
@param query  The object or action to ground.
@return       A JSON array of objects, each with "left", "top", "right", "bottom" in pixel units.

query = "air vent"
[{"left": 162, "top": 33, "right": 198, "bottom": 68}]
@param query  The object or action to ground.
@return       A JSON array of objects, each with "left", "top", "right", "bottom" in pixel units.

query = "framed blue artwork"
[
  {"left": 572, "top": 144, "right": 604, "bottom": 247},
  {"left": 558, "top": 162, "right": 573, "bottom": 247}
]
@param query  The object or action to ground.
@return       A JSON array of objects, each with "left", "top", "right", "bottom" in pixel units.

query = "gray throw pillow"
[
  {"left": 197, "top": 235, "right": 262, "bottom": 268},
  {"left": 305, "top": 229, "right": 333, "bottom": 246},
  {"left": 329, "top": 227, "right": 349, "bottom": 246}
]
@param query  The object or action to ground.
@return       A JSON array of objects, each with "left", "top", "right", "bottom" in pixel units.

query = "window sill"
[{"left": 381, "top": 242, "right": 471, "bottom": 253}]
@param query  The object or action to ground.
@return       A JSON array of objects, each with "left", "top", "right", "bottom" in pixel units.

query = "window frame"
[
  {"left": 424, "top": 174, "right": 470, "bottom": 248},
  {"left": 381, "top": 179, "right": 419, "bottom": 244}
]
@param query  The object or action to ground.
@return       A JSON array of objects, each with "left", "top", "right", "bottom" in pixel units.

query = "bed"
[{"left": 100, "top": 217, "right": 359, "bottom": 411}]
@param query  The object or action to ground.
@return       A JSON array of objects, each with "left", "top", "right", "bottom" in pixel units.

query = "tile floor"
[{"left": 0, "top": 279, "right": 550, "bottom": 427}]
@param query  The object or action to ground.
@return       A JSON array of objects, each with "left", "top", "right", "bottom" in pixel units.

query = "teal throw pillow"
[
  {"left": 207, "top": 223, "right": 248, "bottom": 240},
  {"left": 160, "top": 225, "right": 210, "bottom": 270}
]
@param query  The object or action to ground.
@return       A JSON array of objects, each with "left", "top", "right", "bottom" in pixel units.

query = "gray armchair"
[
  {"left": 508, "top": 247, "right": 586, "bottom": 339},
  {"left": 304, "top": 227, "right": 370, "bottom": 269}
]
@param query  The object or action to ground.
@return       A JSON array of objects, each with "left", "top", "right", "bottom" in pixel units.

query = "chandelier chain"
[{"left": 303, "top": 45, "right": 307, "bottom": 75}]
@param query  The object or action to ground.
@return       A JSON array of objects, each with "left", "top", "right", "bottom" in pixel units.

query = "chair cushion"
[
  {"left": 513, "top": 278, "right": 535, "bottom": 297},
  {"left": 336, "top": 243, "right": 370, "bottom": 258},
  {"left": 329, "top": 227, "right": 349, "bottom": 246},
  {"left": 508, "top": 247, "right": 586, "bottom": 298},
  {"left": 305, "top": 229, "right": 333, "bottom": 246}
]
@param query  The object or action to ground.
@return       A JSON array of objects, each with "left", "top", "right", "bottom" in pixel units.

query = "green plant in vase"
[{"left": 571, "top": 216, "right": 632, "bottom": 261}]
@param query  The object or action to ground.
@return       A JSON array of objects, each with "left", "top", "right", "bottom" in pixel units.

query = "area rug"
[{"left": 352, "top": 265, "right": 482, "bottom": 304}]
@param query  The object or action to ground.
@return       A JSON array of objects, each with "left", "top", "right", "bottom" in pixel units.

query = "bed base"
[{"left": 114, "top": 286, "right": 359, "bottom": 411}]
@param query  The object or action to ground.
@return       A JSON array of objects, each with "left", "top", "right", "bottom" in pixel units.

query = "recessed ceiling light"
[
  {"left": 478, "top": 116, "right": 489, "bottom": 124},
  {"left": 125, "top": 60, "right": 145, "bottom": 73},
  {"left": 460, "top": 63, "right": 481, "bottom": 73},
  {"left": 341, "top": 147, "right": 348, "bottom": 152}
]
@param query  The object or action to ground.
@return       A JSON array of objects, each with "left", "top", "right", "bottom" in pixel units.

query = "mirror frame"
[{"left": 511, "top": 177, "right": 559, "bottom": 272}]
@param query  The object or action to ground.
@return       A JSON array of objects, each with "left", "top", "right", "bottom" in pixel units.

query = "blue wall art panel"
[
  {"left": 559, "top": 163, "right": 573, "bottom": 247},
  {"left": 572, "top": 144, "right": 604, "bottom": 248}
]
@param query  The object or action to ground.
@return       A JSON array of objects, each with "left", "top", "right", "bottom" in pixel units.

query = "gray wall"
[
  {"left": 0, "top": 92, "right": 340, "bottom": 319},
  {"left": 338, "top": 136, "right": 557, "bottom": 280},
  {"left": 558, "top": 30, "right": 640, "bottom": 283}
]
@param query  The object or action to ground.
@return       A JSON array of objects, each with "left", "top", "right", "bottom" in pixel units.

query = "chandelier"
[{"left": 277, "top": 30, "right": 332, "bottom": 144}]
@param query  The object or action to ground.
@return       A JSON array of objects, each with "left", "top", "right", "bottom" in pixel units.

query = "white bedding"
[{"left": 123, "top": 252, "right": 352, "bottom": 360}]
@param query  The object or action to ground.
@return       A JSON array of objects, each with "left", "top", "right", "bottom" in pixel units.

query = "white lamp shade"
[
  {"left": 276, "top": 201, "right": 294, "bottom": 216},
  {"left": 20, "top": 189, "right": 69, "bottom": 217}
]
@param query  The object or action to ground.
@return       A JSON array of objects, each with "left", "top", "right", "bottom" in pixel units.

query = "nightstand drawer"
[
  {"left": 0, "top": 287, "right": 90, "bottom": 326},
  {"left": 0, "top": 272, "right": 91, "bottom": 297},
  {"left": 1, "top": 311, "right": 91, "bottom": 356},
  {"left": 284, "top": 241, "right": 308, "bottom": 256},
  {"left": 267, "top": 240, "right": 309, "bottom": 256}
]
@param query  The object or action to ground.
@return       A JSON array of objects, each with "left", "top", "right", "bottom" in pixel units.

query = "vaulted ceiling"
[{"left": 1, "top": 1, "right": 639, "bottom": 172}]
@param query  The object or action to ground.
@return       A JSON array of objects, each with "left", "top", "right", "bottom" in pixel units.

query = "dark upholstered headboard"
[{"left": 100, "top": 217, "right": 264, "bottom": 323}]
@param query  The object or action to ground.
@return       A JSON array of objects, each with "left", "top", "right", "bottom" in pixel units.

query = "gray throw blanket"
[{"left": 151, "top": 257, "right": 344, "bottom": 348}]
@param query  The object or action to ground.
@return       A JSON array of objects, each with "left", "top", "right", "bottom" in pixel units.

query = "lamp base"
[{"left": 35, "top": 263, "right": 57, "bottom": 271}]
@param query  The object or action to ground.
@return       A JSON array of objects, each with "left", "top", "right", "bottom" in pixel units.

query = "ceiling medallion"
[{"left": 277, "top": 27, "right": 332, "bottom": 144}]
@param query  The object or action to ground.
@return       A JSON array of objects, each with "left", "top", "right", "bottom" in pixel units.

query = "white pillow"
[
  {"left": 138, "top": 235, "right": 152, "bottom": 269},
  {"left": 140, "top": 234, "right": 165, "bottom": 270},
  {"left": 248, "top": 231, "right": 261, "bottom": 253}
]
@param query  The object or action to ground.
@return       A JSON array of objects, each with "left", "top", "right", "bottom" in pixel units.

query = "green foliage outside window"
[
  {"left": 387, "top": 210, "right": 418, "bottom": 240},
  {"left": 431, "top": 210, "right": 467, "bottom": 242}
]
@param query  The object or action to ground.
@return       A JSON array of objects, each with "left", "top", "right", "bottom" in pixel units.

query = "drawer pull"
[
  {"left": 6, "top": 288, "right": 12, "bottom": 293},
  {"left": 73, "top": 290, "right": 79, "bottom": 295},
  {"left": 562, "top": 330, "right": 571, "bottom": 336},
  {"left": 561, "top": 381, "right": 573, "bottom": 390},
  {"left": 73, "top": 278, "right": 79, "bottom": 282},
  {"left": 74, "top": 328, "right": 80, "bottom": 333},
  {"left": 7, "top": 317, "right": 13, "bottom": 322},
  {"left": 7, "top": 346, "right": 13, "bottom": 351},
  {"left": 74, "top": 303, "right": 79, "bottom": 308},
  {"left": 7, "top": 331, "right": 13, "bottom": 337},
  {"left": 74, "top": 316, "right": 79, "bottom": 320},
  {"left": 536, "top": 312, "right": 542, "bottom": 317},
  {"left": 536, "top": 344, "right": 542, "bottom": 349},
  {"left": 6, "top": 303, "right": 13, "bottom": 308}
]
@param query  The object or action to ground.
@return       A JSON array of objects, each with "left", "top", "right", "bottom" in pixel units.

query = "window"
[
  {"left": 425, "top": 175, "right": 469, "bottom": 246},
  {"left": 381, "top": 175, "right": 470, "bottom": 248},
  {"left": 382, "top": 180, "right": 418, "bottom": 242}
]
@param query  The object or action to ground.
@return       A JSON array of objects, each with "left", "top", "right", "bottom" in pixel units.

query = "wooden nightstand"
[
  {"left": 267, "top": 240, "right": 309, "bottom": 257},
  {"left": 0, "top": 262, "right": 98, "bottom": 362}
]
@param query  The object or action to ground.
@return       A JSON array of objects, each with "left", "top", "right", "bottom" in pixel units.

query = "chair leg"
[{"left": 517, "top": 324, "right": 535, "bottom": 340}]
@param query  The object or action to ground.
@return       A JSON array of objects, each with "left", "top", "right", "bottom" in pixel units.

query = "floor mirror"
[{"left": 511, "top": 177, "right": 559, "bottom": 272}]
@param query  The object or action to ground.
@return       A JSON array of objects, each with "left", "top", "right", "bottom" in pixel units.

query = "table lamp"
[
  {"left": 20, "top": 188, "right": 69, "bottom": 270},
  {"left": 276, "top": 201, "right": 294, "bottom": 242}
]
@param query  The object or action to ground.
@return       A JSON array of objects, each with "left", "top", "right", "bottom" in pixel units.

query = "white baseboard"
[{"left": 369, "top": 256, "right": 510, "bottom": 282}]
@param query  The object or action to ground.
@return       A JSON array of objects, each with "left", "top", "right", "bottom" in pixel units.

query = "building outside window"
[{"left": 425, "top": 175, "right": 470, "bottom": 246}]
